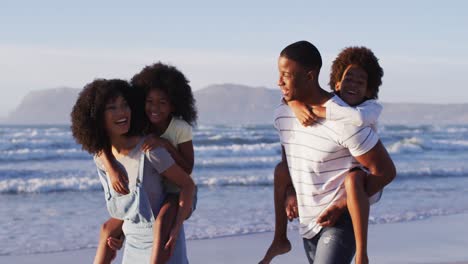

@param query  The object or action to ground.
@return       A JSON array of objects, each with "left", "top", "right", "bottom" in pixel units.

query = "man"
[{"left": 273, "top": 41, "right": 395, "bottom": 263}]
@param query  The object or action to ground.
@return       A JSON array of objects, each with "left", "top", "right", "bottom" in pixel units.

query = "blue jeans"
[{"left": 303, "top": 211, "right": 356, "bottom": 264}]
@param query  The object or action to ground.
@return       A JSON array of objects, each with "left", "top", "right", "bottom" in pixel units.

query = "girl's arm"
[
  {"left": 142, "top": 136, "right": 194, "bottom": 174},
  {"left": 98, "top": 148, "right": 129, "bottom": 194},
  {"left": 323, "top": 99, "right": 382, "bottom": 127}
]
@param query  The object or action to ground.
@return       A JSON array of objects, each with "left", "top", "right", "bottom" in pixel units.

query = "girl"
[
  {"left": 97, "top": 63, "right": 197, "bottom": 264},
  {"left": 71, "top": 79, "right": 194, "bottom": 264}
]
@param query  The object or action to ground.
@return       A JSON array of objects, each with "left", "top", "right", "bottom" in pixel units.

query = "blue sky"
[{"left": 1, "top": 0, "right": 467, "bottom": 116}]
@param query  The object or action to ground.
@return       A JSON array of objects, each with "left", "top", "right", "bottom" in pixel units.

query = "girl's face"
[
  {"left": 104, "top": 95, "right": 131, "bottom": 137},
  {"left": 145, "top": 89, "right": 173, "bottom": 125}
]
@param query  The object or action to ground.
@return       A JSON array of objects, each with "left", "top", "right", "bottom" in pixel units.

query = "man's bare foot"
[{"left": 259, "top": 238, "right": 291, "bottom": 264}]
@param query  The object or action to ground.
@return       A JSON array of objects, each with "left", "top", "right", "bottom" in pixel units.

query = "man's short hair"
[
  {"left": 280, "top": 40, "right": 322, "bottom": 71},
  {"left": 329, "top": 47, "right": 384, "bottom": 99}
]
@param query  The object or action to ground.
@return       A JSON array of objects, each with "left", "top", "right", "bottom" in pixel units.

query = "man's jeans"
[{"left": 303, "top": 211, "right": 356, "bottom": 264}]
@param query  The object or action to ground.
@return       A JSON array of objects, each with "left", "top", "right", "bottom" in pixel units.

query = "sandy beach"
[{"left": 3, "top": 213, "right": 468, "bottom": 264}]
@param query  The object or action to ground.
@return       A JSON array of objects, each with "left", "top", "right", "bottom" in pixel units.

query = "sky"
[{"left": 1, "top": 0, "right": 467, "bottom": 117}]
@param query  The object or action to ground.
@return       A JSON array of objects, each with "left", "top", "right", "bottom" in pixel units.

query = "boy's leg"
[
  {"left": 150, "top": 193, "right": 179, "bottom": 264},
  {"left": 344, "top": 168, "right": 370, "bottom": 264},
  {"left": 259, "top": 161, "right": 292, "bottom": 264},
  {"left": 94, "top": 217, "right": 124, "bottom": 264}
]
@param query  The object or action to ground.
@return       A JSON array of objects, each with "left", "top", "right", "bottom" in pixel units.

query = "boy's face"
[
  {"left": 335, "top": 65, "right": 369, "bottom": 106},
  {"left": 277, "top": 56, "right": 310, "bottom": 102}
]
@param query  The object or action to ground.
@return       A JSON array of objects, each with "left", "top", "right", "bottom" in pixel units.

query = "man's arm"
[
  {"left": 280, "top": 146, "right": 299, "bottom": 220},
  {"left": 354, "top": 140, "right": 396, "bottom": 196}
]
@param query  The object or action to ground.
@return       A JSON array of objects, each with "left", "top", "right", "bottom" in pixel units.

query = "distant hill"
[
  {"left": 5, "top": 87, "right": 80, "bottom": 125},
  {"left": 3, "top": 84, "right": 468, "bottom": 125}
]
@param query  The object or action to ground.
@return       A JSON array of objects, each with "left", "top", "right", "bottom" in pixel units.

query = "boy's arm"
[
  {"left": 142, "top": 136, "right": 194, "bottom": 174},
  {"left": 98, "top": 148, "right": 129, "bottom": 194},
  {"left": 288, "top": 100, "right": 319, "bottom": 127},
  {"left": 323, "top": 99, "right": 382, "bottom": 127}
]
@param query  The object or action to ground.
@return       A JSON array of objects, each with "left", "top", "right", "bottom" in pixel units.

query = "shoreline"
[{"left": 3, "top": 213, "right": 468, "bottom": 264}]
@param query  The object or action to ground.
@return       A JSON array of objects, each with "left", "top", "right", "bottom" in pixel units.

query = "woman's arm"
[{"left": 160, "top": 164, "right": 195, "bottom": 253}]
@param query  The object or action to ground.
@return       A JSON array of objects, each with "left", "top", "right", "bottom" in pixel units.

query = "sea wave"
[
  {"left": 0, "top": 175, "right": 101, "bottom": 194},
  {"left": 2, "top": 166, "right": 466, "bottom": 194}
]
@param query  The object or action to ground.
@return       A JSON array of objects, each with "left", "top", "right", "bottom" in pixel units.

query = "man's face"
[
  {"left": 335, "top": 65, "right": 369, "bottom": 106},
  {"left": 277, "top": 56, "right": 309, "bottom": 102}
]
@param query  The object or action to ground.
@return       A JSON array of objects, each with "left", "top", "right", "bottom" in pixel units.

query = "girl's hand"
[
  {"left": 288, "top": 100, "right": 318, "bottom": 127},
  {"left": 109, "top": 166, "right": 129, "bottom": 194},
  {"left": 107, "top": 235, "right": 124, "bottom": 251},
  {"left": 141, "top": 135, "right": 169, "bottom": 152},
  {"left": 164, "top": 224, "right": 181, "bottom": 257}
]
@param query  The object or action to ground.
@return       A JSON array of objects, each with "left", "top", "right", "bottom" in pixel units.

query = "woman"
[{"left": 71, "top": 79, "right": 194, "bottom": 263}]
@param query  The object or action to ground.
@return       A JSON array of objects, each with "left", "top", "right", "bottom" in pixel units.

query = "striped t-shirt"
[{"left": 273, "top": 95, "right": 379, "bottom": 239}]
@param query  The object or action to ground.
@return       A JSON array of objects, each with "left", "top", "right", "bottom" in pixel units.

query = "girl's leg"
[
  {"left": 94, "top": 218, "right": 124, "bottom": 264},
  {"left": 150, "top": 193, "right": 179, "bottom": 264},
  {"left": 259, "top": 161, "right": 292, "bottom": 264},
  {"left": 344, "top": 169, "right": 370, "bottom": 264}
]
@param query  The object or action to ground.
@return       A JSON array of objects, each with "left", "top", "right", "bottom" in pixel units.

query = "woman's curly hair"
[
  {"left": 131, "top": 62, "right": 198, "bottom": 127},
  {"left": 70, "top": 79, "right": 144, "bottom": 155},
  {"left": 329, "top": 47, "right": 384, "bottom": 99}
]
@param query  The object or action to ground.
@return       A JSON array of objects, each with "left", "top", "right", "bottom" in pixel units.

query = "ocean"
[{"left": 1, "top": 124, "right": 468, "bottom": 256}]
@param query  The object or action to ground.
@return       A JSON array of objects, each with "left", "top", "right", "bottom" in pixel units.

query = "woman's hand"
[
  {"left": 141, "top": 135, "right": 170, "bottom": 152},
  {"left": 107, "top": 236, "right": 124, "bottom": 251},
  {"left": 164, "top": 224, "right": 181, "bottom": 257}
]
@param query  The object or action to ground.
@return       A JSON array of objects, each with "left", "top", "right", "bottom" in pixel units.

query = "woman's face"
[
  {"left": 104, "top": 95, "right": 132, "bottom": 137},
  {"left": 145, "top": 89, "right": 173, "bottom": 125}
]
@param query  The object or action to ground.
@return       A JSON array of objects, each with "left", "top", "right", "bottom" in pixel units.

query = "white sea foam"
[
  {"left": 387, "top": 137, "right": 424, "bottom": 153},
  {"left": 0, "top": 176, "right": 101, "bottom": 193}
]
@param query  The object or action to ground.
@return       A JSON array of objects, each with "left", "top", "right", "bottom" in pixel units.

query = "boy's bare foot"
[{"left": 259, "top": 238, "right": 291, "bottom": 264}]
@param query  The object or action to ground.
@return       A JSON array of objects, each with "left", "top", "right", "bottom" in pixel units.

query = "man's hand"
[
  {"left": 284, "top": 186, "right": 299, "bottom": 221},
  {"left": 316, "top": 198, "right": 347, "bottom": 227},
  {"left": 288, "top": 100, "right": 318, "bottom": 127},
  {"left": 109, "top": 166, "right": 129, "bottom": 195},
  {"left": 141, "top": 135, "right": 170, "bottom": 152}
]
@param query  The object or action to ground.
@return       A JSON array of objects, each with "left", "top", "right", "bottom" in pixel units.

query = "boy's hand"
[
  {"left": 316, "top": 198, "right": 347, "bottom": 227},
  {"left": 109, "top": 166, "right": 129, "bottom": 195},
  {"left": 164, "top": 225, "right": 181, "bottom": 257},
  {"left": 141, "top": 135, "right": 169, "bottom": 152},
  {"left": 107, "top": 235, "right": 124, "bottom": 251},
  {"left": 284, "top": 186, "right": 299, "bottom": 221},
  {"left": 288, "top": 100, "right": 318, "bottom": 127}
]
